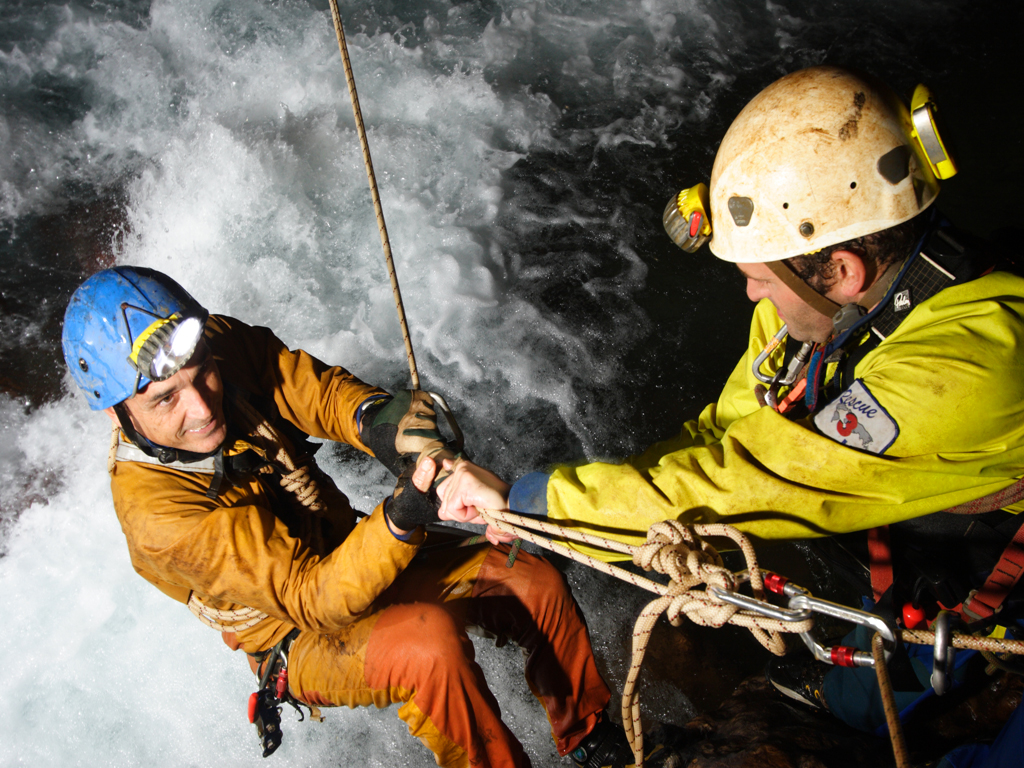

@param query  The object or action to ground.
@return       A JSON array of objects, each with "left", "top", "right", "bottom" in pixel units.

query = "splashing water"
[{"left": 1, "top": 0, "right": 1017, "bottom": 765}]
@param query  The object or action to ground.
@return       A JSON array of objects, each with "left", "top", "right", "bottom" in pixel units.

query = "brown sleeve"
[{"left": 206, "top": 315, "right": 388, "bottom": 453}]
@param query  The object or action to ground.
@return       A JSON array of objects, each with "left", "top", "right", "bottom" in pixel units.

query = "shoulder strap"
[
  {"left": 958, "top": 521, "right": 1024, "bottom": 623},
  {"left": 112, "top": 429, "right": 217, "bottom": 473}
]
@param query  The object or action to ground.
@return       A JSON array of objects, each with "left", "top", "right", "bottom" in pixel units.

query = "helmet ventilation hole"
[
  {"left": 782, "top": 202, "right": 789, "bottom": 209},
  {"left": 79, "top": 358, "right": 89, "bottom": 372},
  {"left": 850, "top": 181, "right": 857, "bottom": 189}
]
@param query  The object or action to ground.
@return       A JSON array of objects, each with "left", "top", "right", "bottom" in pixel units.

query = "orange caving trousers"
[{"left": 285, "top": 541, "right": 611, "bottom": 768}]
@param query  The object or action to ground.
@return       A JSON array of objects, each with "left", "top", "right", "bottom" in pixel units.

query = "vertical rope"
[
  {"left": 873, "top": 633, "right": 910, "bottom": 768},
  {"left": 327, "top": 0, "right": 420, "bottom": 389}
]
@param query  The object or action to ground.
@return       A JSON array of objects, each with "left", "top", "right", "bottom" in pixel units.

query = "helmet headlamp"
[
  {"left": 123, "top": 305, "right": 209, "bottom": 392},
  {"left": 663, "top": 182, "right": 713, "bottom": 253},
  {"left": 909, "top": 84, "right": 957, "bottom": 180}
]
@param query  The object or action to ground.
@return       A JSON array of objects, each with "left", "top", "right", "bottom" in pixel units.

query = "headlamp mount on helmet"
[{"left": 121, "top": 302, "right": 210, "bottom": 396}]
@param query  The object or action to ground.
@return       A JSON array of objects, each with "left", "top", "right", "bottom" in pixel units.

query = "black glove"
[
  {"left": 385, "top": 465, "right": 441, "bottom": 531},
  {"left": 360, "top": 390, "right": 457, "bottom": 478}
]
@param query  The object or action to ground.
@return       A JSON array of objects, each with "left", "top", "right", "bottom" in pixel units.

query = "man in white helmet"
[{"left": 437, "top": 66, "right": 1024, "bottom": 735}]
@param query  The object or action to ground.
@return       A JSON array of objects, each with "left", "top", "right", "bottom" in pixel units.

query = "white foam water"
[{"left": 0, "top": 0, "right": 991, "bottom": 765}]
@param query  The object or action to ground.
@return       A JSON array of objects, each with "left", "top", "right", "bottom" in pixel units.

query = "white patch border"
[{"left": 813, "top": 379, "right": 899, "bottom": 455}]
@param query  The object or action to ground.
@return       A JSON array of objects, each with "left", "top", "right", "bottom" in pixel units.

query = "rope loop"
[
  {"left": 475, "top": 509, "right": 811, "bottom": 767},
  {"left": 635, "top": 520, "right": 731, "bottom": 594}
]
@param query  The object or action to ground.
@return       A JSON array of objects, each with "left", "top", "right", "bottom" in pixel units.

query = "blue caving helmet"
[{"left": 62, "top": 267, "right": 209, "bottom": 410}]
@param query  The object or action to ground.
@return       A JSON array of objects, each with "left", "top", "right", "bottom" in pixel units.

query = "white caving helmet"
[{"left": 664, "top": 65, "right": 956, "bottom": 265}]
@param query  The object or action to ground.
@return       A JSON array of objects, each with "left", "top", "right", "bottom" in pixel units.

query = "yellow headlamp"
[
  {"left": 910, "top": 84, "right": 958, "bottom": 180},
  {"left": 663, "top": 182, "right": 713, "bottom": 253}
]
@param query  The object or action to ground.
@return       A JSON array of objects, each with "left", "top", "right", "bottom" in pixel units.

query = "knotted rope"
[
  {"left": 252, "top": 420, "right": 325, "bottom": 513},
  {"left": 188, "top": 594, "right": 268, "bottom": 632},
  {"left": 230, "top": 394, "right": 326, "bottom": 515},
  {"left": 476, "top": 509, "right": 814, "bottom": 766},
  {"left": 477, "top": 506, "right": 1024, "bottom": 766}
]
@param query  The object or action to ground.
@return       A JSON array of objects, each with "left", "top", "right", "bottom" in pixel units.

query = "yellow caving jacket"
[
  {"left": 109, "top": 315, "right": 421, "bottom": 653},
  {"left": 511, "top": 253, "right": 1024, "bottom": 561}
]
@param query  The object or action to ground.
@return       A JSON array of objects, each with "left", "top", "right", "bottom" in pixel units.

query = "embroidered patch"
[{"left": 813, "top": 380, "right": 899, "bottom": 454}]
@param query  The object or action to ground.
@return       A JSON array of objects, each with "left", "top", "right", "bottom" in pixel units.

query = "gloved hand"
[
  {"left": 662, "top": 182, "right": 712, "bottom": 253},
  {"left": 385, "top": 458, "right": 441, "bottom": 531},
  {"left": 360, "top": 390, "right": 458, "bottom": 478}
]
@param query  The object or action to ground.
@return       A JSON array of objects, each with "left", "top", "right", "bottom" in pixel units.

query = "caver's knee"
[
  {"left": 366, "top": 603, "right": 475, "bottom": 682},
  {"left": 487, "top": 548, "right": 574, "bottom": 609}
]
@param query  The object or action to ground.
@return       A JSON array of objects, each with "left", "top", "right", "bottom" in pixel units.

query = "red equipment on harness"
[{"left": 869, "top": 475, "right": 1024, "bottom": 627}]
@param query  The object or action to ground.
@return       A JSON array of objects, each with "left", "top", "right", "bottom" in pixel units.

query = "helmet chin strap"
[
  {"left": 765, "top": 257, "right": 905, "bottom": 336},
  {"left": 764, "top": 259, "right": 841, "bottom": 318}
]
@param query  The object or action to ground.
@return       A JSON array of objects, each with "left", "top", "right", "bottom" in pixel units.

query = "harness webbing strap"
[
  {"left": 941, "top": 475, "right": 1024, "bottom": 621},
  {"left": 868, "top": 477, "right": 1024, "bottom": 622},
  {"left": 960, "top": 523, "right": 1024, "bottom": 622},
  {"left": 868, "top": 525, "right": 894, "bottom": 604}
]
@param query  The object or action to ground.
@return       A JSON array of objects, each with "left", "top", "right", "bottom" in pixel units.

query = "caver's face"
[
  {"left": 738, "top": 260, "right": 837, "bottom": 344},
  {"left": 106, "top": 341, "right": 227, "bottom": 454}
]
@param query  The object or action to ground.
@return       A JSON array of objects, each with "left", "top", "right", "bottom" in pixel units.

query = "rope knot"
[{"left": 634, "top": 520, "right": 732, "bottom": 593}]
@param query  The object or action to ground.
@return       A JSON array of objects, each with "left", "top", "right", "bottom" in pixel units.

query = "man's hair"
[{"left": 786, "top": 213, "right": 927, "bottom": 295}]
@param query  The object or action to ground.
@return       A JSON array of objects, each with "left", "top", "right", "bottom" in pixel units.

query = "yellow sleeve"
[{"left": 545, "top": 282, "right": 1024, "bottom": 560}]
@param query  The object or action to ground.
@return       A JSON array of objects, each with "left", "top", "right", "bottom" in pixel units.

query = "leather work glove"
[
  {"left": 385, "top": 462, "right": 441, "bottom": 531},
  {"left": 663, "top": 182, "right": 712, "bottom": 253},
  {"left": 360, "top": 390, "right": 459, "bottom": 478}
]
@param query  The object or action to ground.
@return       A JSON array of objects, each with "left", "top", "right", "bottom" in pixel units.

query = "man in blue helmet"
[{"left": 62, "top": 265, "right": 679, "bottom": 768}]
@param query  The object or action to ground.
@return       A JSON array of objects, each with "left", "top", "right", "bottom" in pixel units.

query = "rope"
[
  {"left": 188, "top": 593, "right": 269, "bottom": 632},
  {"left": 327, "top": 0, "right": 419, "bottom": 389},
  {"left": 228, "top": 394, "right": 327, "bottom": 514},
  {"left": 107, "top": 422, "right": 120, "bottom": 474},
  {"left": 252, "top": 420, "right": 326, "bottom": 513},
  {"left": 873, "top": 633, "right": 910, "bottom": 768},
  {"left": 476, "top": 510, "right": 814, "bottom": 766},
  {"left": 900, "top": 629, "right": 1024, "bottom": 656},
  {"left": 480, "top": 510, "right": 812, "bottom": 639},
  {"left": 474, "top": 509, "right": 1024, "bottom": 766},
  {"left": 942, "top": 475, "right": 1024, "bottom": 515}
]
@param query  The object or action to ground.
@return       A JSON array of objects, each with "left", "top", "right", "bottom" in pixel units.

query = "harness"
[
  {"left": 247, "top": 629, "right": 323, "bottom": 758},
  {"left": 112, "top": 384, "right": 328, "bottom": 756},
  {"left": 790, "top": 223, "right": 1024, "bottom": 628}
]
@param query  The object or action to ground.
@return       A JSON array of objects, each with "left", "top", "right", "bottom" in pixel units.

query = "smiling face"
[
  {"left": 737, "top": 260, "right": 836, "bottom": 343},
  {"left": 106, "top": 341, "right": 228, "bottom": 454}
]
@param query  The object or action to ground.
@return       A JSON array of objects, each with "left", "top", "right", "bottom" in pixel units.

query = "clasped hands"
[{"left": 406, "top": 455, "right": 516, "bottom": 545}]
